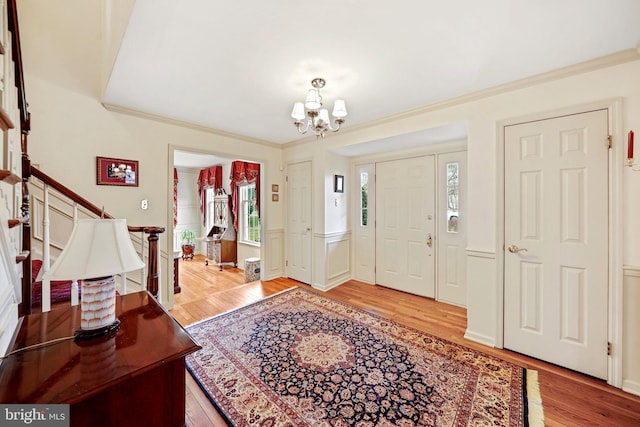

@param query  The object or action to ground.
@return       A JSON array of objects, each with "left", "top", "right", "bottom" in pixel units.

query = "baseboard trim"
[
  {"left": 464, "top": 329, "right": 496, "bottom": 348},
  {"left": 622, "top": 379, "right": 640, "bottom": 397}
]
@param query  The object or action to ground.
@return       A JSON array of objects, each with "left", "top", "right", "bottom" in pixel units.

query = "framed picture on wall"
[
  {"left": 96, "top": 156, "right": 139, "bottom": 186},
  {"left": 334, "top": 174, "right": 344, "bottom": 193}
]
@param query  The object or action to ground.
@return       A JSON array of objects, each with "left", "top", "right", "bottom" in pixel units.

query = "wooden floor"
[{"left": 170, "top": 255, "right": 640, "bottom": 427}]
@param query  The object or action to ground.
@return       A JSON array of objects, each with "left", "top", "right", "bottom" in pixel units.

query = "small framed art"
[
  {"left": 334, "top": 174, "right": 344, "bottom": 193},
  {"left": 96, "top": 156, "right": 139, "bottom": 186}
]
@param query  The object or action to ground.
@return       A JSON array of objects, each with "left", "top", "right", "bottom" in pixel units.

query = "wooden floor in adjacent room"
[{"left": 170, "top": 255, "right": 640, "bottom": 427}]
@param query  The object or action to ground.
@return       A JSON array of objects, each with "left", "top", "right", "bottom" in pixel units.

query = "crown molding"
[
  {"left": 102, "top": 102, "right": 283, "bottom": 149},
  {"left": 283, "top": 48, "right": 640, "bottom": 150}
]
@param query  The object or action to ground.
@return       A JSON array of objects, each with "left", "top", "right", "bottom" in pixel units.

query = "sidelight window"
[
  {"left": 446, "top": 162, "right": 459, "bottom": 233},
  {"left": 360, "top": 172, "right": 369, "bottom": 226}
]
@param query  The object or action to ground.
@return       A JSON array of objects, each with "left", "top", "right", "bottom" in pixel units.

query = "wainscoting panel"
[
  {"left": 264, "top": 229, "right": 284, "bottom": 281},
  {"left": 622, "top": 266, "right": 640, "bottom": 397},
  {"left": 313, "top": 231, "right": 351, "bottom": 291},
  {"left": 464, "top": 249, "right": 497, "bottom": 348}
]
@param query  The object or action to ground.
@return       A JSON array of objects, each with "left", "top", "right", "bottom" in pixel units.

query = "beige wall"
[{"left": 19, "top": 0, "right": 284, "bottom": 308}]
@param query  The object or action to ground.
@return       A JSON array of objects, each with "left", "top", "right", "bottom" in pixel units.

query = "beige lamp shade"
[{"left": 43, "top": 219, "right": 144, "bottom": 281}]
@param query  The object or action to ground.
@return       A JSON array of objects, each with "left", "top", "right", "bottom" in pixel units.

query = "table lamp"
[{"left": 42, "top": 218, "right": 145, "bottom": 340}]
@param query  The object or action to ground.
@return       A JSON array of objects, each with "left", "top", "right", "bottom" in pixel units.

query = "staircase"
[{"left": 0, "top": 0, "right": 164, "bottom": 358}]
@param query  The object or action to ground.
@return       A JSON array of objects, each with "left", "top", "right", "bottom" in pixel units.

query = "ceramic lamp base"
[{"left": 75, "top": 275, "right": 119, "bottom": 341}]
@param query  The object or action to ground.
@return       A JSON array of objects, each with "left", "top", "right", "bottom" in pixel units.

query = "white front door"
[
  {"left": 504, "top": 109, "right": 609, "bottom": 379},
  {"left": 286, "top": 161, "right": 312, "bottom": 284},
  {"left": 375, "top": 156, "right": 435, "bottom": 297},
  {"left": 437, "top": 151, "right": 467, "bottom": 306},
  {"left": 353, "top": 163, "right": 376, "bottom": 284}
]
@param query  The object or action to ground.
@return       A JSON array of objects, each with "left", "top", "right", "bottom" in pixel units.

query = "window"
[
  {"left": 239, "top": 183, "right": 260, "bottom": 244},
  {"left": 446, "top": 162, "right": 459, "bottom": 233},
  {"left": 360, "top": 172, "right": 368, "bottom": 226}
]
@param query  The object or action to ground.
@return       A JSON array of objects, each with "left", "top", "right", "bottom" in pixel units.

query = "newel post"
[{"left": 144, "top": 226, "right": 165, "bottom": 298}]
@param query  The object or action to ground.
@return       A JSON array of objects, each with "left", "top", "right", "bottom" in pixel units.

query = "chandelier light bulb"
[
  {"left": 291, "top": 102, "right": 305, "bottom": 121},
  {"left": 332, "top": 99, "right": 347, "bottom": 118},
  {"left": 305, "top": 89, "right": 322, "bottom": 110},
  {"left": 319, "top": 109, "right": 330, "bottom": 124}
]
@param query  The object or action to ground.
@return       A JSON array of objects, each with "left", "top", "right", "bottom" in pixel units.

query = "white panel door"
[
  {"left": 287, "top": 161, "right": 312, "bottom": 284},
  {"left": 376, "top": 156, "right": 435, "bottom": 297},
  {"left": 437, "top": 151, "right": 467, "bottom": 306},
  {"left": 353, "top": 163, "right": 376, "bottom": 284},
  {"left": 504, "top": 110, "right": 609, "bottom": 379}
]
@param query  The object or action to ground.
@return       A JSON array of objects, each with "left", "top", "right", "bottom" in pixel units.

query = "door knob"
[
  {"left": 508, "top": 244, "right": 527, "bottom": 253},
  {"left": 426, "top": 233, "right": 433, "bottom": 247}
]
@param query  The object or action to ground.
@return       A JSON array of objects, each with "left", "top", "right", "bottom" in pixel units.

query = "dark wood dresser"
[{"left": 0, "top": 291, "right": 201, "bottom": 427}]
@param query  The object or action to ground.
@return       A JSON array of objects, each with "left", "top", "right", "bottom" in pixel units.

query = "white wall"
[{"left": 175, "top": 168, "right": 200, "bottom": 253}]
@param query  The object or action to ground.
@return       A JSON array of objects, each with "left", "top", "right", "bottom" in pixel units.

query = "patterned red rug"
[{"left": 186, "top": 287, "right": 544, "bottom": 426}]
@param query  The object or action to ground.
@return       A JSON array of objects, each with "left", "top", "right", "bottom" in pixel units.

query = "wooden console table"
[{"left": 0, "top": 291, "right": 200, "bottom": 427}]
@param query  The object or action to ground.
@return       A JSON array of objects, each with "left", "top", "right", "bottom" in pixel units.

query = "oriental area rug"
[{"left": 186, "top": 287, "right": 544, "bottom": 426}]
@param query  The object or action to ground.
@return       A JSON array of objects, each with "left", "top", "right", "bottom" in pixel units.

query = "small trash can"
[{"left": 244, "top": 257, "right": 260, "bottom": 282}]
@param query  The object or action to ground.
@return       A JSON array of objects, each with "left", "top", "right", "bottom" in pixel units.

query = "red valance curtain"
[
  {"left": 230, "top": 161, "right": 260, "bottom": 230},
  {"left": 173, "top": 168, "right": 179, "bottom": 226},
  {"left": 197, "top": 166, "right": 222, "bottom": 225}
]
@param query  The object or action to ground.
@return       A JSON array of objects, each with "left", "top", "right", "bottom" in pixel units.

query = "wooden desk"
[{"left": 0, "top": 291, "right": 201, "bottom": 427}]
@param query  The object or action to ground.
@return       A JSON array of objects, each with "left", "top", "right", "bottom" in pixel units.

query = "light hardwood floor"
[{"left": 170, "top": 255, "right": 640, "bottom": 427}]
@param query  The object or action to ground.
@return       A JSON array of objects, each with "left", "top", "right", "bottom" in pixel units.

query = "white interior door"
[
  {"left": 504, "top": 109, "right": 609, "bottom": 379},
  {"left": 353, "top": 163, "right": 376, "bottom": 284},
  {"left": 376, "top": 156, "right": 435, "bottom": 297},
  {"left": 287, "top": 161, "right": 312, "bottom": 284},
  {"left": 437, "top": 151, "right": 467, "bottom": 306}
]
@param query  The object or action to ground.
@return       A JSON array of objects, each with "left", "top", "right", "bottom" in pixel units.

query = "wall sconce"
[{"left": 42, "top": 219, "right": 144, "bottom": 341}]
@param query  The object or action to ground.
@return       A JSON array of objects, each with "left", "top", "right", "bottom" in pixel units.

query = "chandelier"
[{"left": 291, "top": 78, "right": 347, "bottom": 138}]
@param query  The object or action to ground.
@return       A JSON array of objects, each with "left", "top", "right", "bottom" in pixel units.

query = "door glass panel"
[
  {"left": 446, "top": 162, "right": 459, "bottom": 233},
  {"left": 360, "top": 172, "right": 368, "bottom": 226}
]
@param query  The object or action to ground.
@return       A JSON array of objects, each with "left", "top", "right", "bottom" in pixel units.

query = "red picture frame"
[{"left": 96, "top": 156, "right": 139, "bottom": 187}]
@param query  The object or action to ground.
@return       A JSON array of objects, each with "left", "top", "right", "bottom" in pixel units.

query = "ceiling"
[{"left": 104, "top": 0, "right": 640, "bottom": 151}]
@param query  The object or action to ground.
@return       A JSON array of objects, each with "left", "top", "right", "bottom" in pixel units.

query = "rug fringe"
[
  {"left": 184, "top": 286, "right": 299, "bottom": 327},
  {"left": 526, "top": 370, "right": 545, "bottom": 426}
]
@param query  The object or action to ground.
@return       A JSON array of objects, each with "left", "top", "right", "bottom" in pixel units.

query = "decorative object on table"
[
  {"left": 186, "top": 287, "right": 544, "bottom": 426},
  {"left": 42, "top": 219, "right": 144, "bottom": 341},
  {"left": 181, "top": 229, "right": 196, "bottom": 260},
  {"left": 291, "top": 77, "right": 347, "bottom": 138},
  {"left": 96, "top": 156, "right": 139, "bottom": 186},
  {"left": 334, "top": 174, "right": 344, "bottom": 193}
]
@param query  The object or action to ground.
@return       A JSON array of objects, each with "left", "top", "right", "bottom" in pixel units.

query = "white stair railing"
[{"left": 33, "top": 179, "right": 155, "bottom": 313}]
